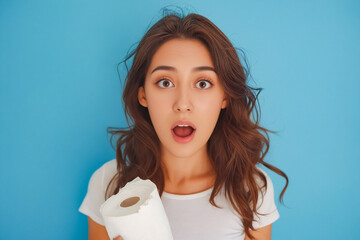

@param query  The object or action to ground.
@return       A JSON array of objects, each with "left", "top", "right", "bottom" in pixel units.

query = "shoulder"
[
  {"left": 252, "top": 166, "right": 280, "bottom": 229},
  {"left": 99, "top": 158, "right": 117, "bottom": 174},
  {"left": 100, "top": 158, "right": 117, "bottom": 182},
  {"left": 88, "top": 159, "right": 117, "bottom": 191},
  {"left": 256, "top": 167, "right": 273, "bottom": 189},
  {"left": 78, "top": 159, "right": 118, "bottom": 225},
  {"left": 254, "top": 166, "right": 276, "bottom": 204}
]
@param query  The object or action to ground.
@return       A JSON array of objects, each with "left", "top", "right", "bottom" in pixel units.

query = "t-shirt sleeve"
[
  {"left": 252, "top": 169, "right": 280, "bottom": 229},
  {"left": 78, "top": 159, "right": 117, "bottom": 226}
]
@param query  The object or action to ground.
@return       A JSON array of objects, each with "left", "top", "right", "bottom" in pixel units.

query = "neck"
[{"left": 160, "top": 145, "right": 216, "bottom": 189}]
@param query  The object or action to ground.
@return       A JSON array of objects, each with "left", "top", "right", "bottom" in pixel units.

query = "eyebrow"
[{"left": 150, "top": 65, "right": 216, "bottom": 74}]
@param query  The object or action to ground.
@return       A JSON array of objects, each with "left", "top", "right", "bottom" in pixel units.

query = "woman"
[{"left": 79, "top": 12, "right": 288, "bottom": 240}]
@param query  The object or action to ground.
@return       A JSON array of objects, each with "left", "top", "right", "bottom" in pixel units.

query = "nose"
[{"left": 173, "top": 87, "right": 193, "bottom": 112}]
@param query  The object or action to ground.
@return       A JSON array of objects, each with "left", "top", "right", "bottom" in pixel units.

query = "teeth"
[{"left": 177, "top": 124, "right": 189, "bottom": 127}]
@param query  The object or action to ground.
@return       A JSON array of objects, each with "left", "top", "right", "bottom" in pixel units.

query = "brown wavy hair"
[{"left": 106, "top": 12, "right": 288, "bottom": 239}]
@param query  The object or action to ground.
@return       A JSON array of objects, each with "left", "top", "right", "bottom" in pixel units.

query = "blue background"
[{"left": 1, "top": 0, "right": 359, "bottom": 239}]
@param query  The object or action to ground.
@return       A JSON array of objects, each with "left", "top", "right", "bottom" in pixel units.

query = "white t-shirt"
[{"left": 79, "top": 159, "right": 280, "bottom": 240}]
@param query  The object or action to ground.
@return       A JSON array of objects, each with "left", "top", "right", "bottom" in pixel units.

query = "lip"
[
  {"left": 171, "top": 120, "right": 196, "bottom": 144},
  {"left": 171, "top": 120, "right": 196, "bottom": 130}
]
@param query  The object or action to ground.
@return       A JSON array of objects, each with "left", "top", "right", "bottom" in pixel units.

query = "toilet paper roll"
[{"left": 100, "top": 177, "right": 174, "bottom": 240}]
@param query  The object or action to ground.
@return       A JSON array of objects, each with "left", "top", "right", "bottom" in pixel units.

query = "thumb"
[{"left": 113, "top": 236, "right": 123, "bottom": 240}]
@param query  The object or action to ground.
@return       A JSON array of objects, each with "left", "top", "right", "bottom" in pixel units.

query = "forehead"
[{"left": 148, "top": 38, "right": 214, "bottom": 70}]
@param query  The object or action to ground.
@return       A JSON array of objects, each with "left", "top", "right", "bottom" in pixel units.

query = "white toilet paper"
[{"left": 100, "top": 177, "right": 174, "bottom": 240}]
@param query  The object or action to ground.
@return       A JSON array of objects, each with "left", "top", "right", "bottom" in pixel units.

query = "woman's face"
[{"left": 138, "top": 38, "right": 227, "bottom": 158}]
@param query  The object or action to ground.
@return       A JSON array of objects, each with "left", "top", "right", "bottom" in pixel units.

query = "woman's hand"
[{"left": 88, "top": 216, "right": 124, "bottom": 240}]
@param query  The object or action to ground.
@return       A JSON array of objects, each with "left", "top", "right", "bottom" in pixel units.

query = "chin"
[{"left": 167, "top": 144, "right": 205, "bottom": 158}]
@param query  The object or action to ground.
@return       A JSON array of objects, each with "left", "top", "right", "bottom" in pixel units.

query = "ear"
[
  {"left": 221, "top": 96, "right": 228, "bottom": 109},
  {"left": 138, "top": 86, "right": 148, "bottom": 107}
]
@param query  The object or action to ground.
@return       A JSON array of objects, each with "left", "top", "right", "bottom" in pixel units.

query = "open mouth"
[
  {"left": 171, "top": 122, "right": 196, "bottom": 143},
  {"left": 173, "top": 125, "right": 194, "bottom": 137}
]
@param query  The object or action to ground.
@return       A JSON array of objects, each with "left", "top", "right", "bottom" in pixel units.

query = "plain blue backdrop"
[{"left": 1, "top": 0, "right": 359, "bottom": 239}]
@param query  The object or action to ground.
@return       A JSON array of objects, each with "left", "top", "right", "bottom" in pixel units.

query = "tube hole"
[{"left": 120, "top": 196, "right": 140, "bottom": 207}]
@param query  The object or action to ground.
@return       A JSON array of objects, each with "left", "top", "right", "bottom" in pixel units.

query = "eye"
[
  {"left": 195, "top": 80, "right": 213, "bottom": 89},
  {"left": 156, "top": 79, "right": 174, "bottom": 88}
]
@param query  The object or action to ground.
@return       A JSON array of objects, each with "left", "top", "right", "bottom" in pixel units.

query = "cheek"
[
  {"left": 196, "top": 94, "right": 223, "bottom": 127},
  {"left": 195, "top": 93, "right": 223, "bottom": 114},
  {"left": 196, "top": 97, "right": 221, "bottom": 131},
  {"left": 146, "top": 93, "right": 170, "bottom": 126},
  {"left": 201, "top": 106, "right": 222, "bottom": 130}
]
